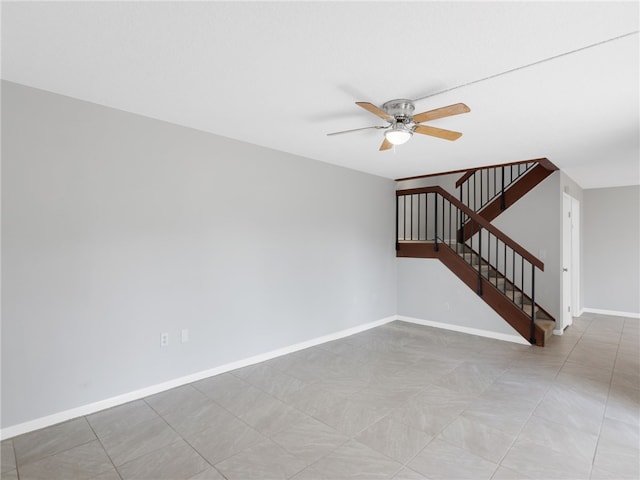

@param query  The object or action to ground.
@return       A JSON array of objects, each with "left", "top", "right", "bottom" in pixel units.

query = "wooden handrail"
[
  {"left": 455, "top": 169, "right": 478, "bottom": 188},
  {"left": 395, "top": 157, "right": 555, "bottom": 183},
  {"left": 396, "top": 185, "right": 545, "bottom": 271}
]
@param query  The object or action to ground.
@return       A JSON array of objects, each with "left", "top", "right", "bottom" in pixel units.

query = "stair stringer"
[{"left": 397, "top": 242, "right": 548, "bottom": 346}]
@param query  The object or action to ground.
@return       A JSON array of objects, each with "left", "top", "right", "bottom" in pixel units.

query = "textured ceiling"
[{"left": 2, "top": 1, "right": 638, "bottom": 188}]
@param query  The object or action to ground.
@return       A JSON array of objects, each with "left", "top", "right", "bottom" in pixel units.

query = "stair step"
[
  {"left": 492, "top": 277, "right": 513, "bottom": 289},
  {"left": 460, "top": 254, "right": 479, "bottom": 264},
  {"left": 535, "top": 319, "right": 555, "bottom": 344}
]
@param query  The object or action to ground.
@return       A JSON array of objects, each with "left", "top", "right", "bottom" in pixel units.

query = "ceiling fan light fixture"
[{"left": 385, "top": 125, "right": 412, "bottom": 145}]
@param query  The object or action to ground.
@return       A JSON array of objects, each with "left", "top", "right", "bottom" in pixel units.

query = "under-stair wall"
[{"left": 397, "top": 258, "right": 530, "bottom": 344}]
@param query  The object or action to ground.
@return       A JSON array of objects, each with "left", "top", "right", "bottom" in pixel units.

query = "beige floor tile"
[
  {"left": 438, "top": 415, "right": 515, "bottom": 463},
  {"left": 1, "top": 441, "right": 16, "bottom": 473},
  {"left": 391, "top": 467, "right": 427, "bottom": 479},
  {"left": 187, "top": 467, "right": 226, "bottom": 479},
  {"left": 271, "top": 415, "right": 348, "bottom": 464},
  {"left": 13, "top": 418, "right": 96, "bottom": 467},
  {"left": 144, "top": 385, "right": 210, "bottom": 416},
  {"left": 98, "top": 416, "right": 181, "bottom": 466},
  {"left": 408, "top": 438, "right": 498, "bottom": 480},
  {"left": 533, "top": 383, "right": 606, "bottom": 435},
  {"left": 0, "top": 470, "right": 18, "bottom": 480},
  {"left": 605, "top": 383, "right": 640, "bottom": 425},
  {"left": 17, "top": 440, "right": 112, "bottom": 480},
  {"left": 300, "top": 439, "right": 403, "bottom": 479},
  {"left": 214, "top": 438, "right": 308, "bottom": 480},
  {"left": 87, "top": 400, "right": 158, "bottom": 440},
  {"left": 501, "top": 437, "right": 592, "bottom": 480},
  {"left": 356, "top": 416, "right": 433, "bottom": 464},
  {"left": 517, "top": 416, "right": 598, "bottom": 462},
  {"left": 116, "top": 439, "right": 209, "bottom": 480},
  {"left": 186, "top": 416, "right": 265, "bottom": 465}
]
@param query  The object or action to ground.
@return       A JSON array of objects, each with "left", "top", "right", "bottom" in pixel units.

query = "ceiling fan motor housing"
[{"left": 382, "top": 99, "right": 415, "bottom": 124}]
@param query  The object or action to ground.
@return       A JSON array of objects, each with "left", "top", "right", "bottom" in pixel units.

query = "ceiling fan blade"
[
  {"left": 356, "top": 102, "right": 392, "bottom": 120},
  {"left": 327, "top": 125, "right": 386, "bottom": 136},
  {"left": 412, "top": 103, "right": 470, "bottom": 124},
  {"left": 379, "top": 138, "right": 393, "bottom": 151},
  {"left": 414, "top": 125, "right": 463, "bottom": 141}
]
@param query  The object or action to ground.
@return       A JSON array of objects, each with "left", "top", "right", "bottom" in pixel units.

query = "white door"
[{"left": 562, "top": 193, "right": 574, "bottom": 329}]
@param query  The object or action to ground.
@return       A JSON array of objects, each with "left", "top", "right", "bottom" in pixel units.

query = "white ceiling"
[{"left": 2, "top": 1, "right": 639, "bottom": 188}]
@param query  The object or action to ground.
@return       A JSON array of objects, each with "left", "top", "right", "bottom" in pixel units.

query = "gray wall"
[
  {"left": 1, "top": 82, "right": 397, "bottom": 428},
  {"left": 583, "top": 185, "right": 640, "bottom": 315}
]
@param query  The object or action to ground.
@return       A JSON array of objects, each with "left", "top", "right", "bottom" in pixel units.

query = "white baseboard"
[
  {"left": 397, "top": 315, "right": 531, "bottom": 346},
  {"left": 581, "top": 308, "right": 640, "bottom": 319},
  {"left": 0, "top": 315, "right": 396, "bottom": 440}
]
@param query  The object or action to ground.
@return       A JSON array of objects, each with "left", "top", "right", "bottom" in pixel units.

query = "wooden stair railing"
[
  {"left": 456, "top": 158, "right": 559, "bottom": 241},
  {"left": 396, "top": 185, "right": 555, "bottom": 346}
]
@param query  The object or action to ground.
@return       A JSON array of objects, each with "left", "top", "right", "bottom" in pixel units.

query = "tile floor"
[{"left": 1, "top": 313, "right": 639, "bottom": 479}]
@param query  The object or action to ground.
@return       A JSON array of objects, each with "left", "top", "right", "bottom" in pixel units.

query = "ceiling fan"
[{"left": 327, "top": 99, "right": 470, "bottom": 151}]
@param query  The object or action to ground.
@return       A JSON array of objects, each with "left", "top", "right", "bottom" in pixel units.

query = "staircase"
[
  {"left": 396, "top": 160, "right": 557, "bottom": 346},
  {"left": 456, "top": 158, "right": 558, "bottom": 241}
]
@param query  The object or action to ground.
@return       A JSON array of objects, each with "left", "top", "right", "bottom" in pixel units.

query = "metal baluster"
[
  {"left": 495, "top": 235, "right": 499, "bottom": 286},
  {"left": 448, "top": 199, "right": 452, "bottom": 247},
  {"left": 460, "top": 185, "right": 465, "bottom": 242},
  {"left": 474, "top": 172, "right": 477, "bottom": 211},
  {"left": 469, "top": 219, "right": 473, "bottom": 264},
  {"left": 440, "top": 197, "right": 447, "bottom": 243},
  {"left": 521, "top": 256, "right": 525, "bottom": 309},
  {"left": 410, "top": 195, "right": 414, "bottom": 240},
  {"left": 403, "top": 196, "right": 406, "bottom": 240},
  {"left": 487, "top": 231, "right": 491, "bottom": 280},
  {"left": 434, "top": 193, "right": 439, "bottom": 251},
  {"left": 456, "top": 203, "right": 460, "bottom": 251},
  {"left": 503, "top": 243, "right": 507, "bottom": 294},
  {"left": 530, "top": 267, "right": 536, "bottom": 344},
  {"left": 466, "top": 181, "right": 470, "bottom": 209},
  {"left": 492, "top": 167, "right": 496, "bottom": 203},
  {"left": 500, "top": 166, "right": 506, "bottom": 210},
  {"left": 395, "top": 195, "right": 399, "bottom": 250},
  {"left": 480, "top": 169, "right": 484, "bottom": 210},
  {"left": 512, "top": 250, "right": 515, "bottom": 302},
  {"left": 417, "top": 194, "right": 421, "bottom": 240},
  {"left": 426, "top": 193, "right": 430, "bottom": 241},
  {"left": 477, "top": 226, "right": 483, "bottom": 295}
]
